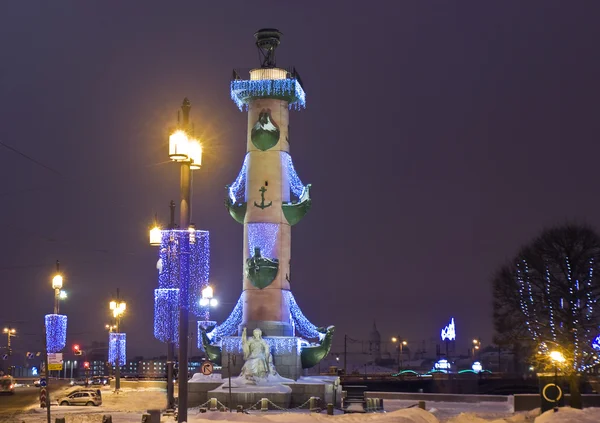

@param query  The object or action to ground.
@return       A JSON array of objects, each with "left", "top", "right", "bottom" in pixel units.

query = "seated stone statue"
[{"left": 239, "top": 327, "right": 280, "bottom": 384}]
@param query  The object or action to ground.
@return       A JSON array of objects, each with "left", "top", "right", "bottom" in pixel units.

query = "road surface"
[{"left": 0, "top": 383, "right": 69, "bottom": 417}]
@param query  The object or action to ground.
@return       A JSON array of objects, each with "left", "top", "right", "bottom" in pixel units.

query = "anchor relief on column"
[{"left": 254, "top": 186, "right": 272, "bottom": 209}]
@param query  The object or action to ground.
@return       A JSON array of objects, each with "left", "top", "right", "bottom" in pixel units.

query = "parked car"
[
  {"left": 33, "top": 379, "right": 41, "bottom": 387},
  {"left": 91, "top": 377, "right": 108, "bottom": 386},
  {"left": 57, "top": 390, "right": 102, "bottom": 406},
  {"left": 73, "top": 388, "right": 102, "bottom": 399},
  {"left": 0, "top": 376, "right": 15, "bottom": 394},
  {"left": 69, "top": 378, "right": 87, "bottom": 386}
]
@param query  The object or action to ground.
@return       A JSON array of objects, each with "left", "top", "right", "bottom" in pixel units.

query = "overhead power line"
[{"left": 0, "top": 140, "right": 62, "bottom": 176}]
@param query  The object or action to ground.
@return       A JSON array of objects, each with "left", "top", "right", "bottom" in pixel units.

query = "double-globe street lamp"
[
  {"left": 391, "top": 337, "right": 408, "bottom": 372},
  {"left": 51, "top": 262, "right": 68, "bottom": 314},
  {"left": 109, "top": 296, "right": 126, "bottom": 391},
  {"left": 199, "top": 285, "right": 218, "bottom": 309},
  {"left": 150, "top": 98, "right": 202, "bottom": 423},
  {"left": 472, "top": 338, "right": 481, "bottom": 358}
]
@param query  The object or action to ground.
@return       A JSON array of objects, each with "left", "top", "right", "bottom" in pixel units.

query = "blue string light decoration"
[
  {"left": 45, "top": 314, "right": 67, "bottom": 353},
  {"left": 205, "top": 292, "right": 323, "bottom": 343},
  {"left": 284, "top": 291, "right": 324, "bottom": 340},
  {"left": 108, "top": 333, "right": 126, "bottom": 365},
  {"left": 517, "top": 256, "right": 600, "bottom": 371},
  {"left": 228, "top": 154, "right": 249, "bottom": 204},
  {"left": 155, "top": 229, "right": 210, "bottom": 318},
  {"left": 154, "top": 288, "right": 179, "bottom": 345},
  {"left": 593, "top": 335, "right": 600, "bottom": 351},
  {"left": 206, "top": 293, "right": 244, "bottom": 342},
  {"left": 247, "top": 223, "right": 279, "bottom": 258},
  {"left": 190, "top": 230, "right": 210, "bottom": 319},
  {"left": 230, "top": 79, "right": 306, "bottom": 111},
  {"left": 222, "top": 336, "right": 306, "bottom": 356},
  {"left": 157, "top": 230, "right": 179, "bottom": 290},
  {"left": 281, "top": 152, "right": 307, "bottom": 201}
]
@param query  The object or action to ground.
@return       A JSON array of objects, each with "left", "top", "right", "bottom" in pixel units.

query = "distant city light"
[
  {"left": 441, "top": 318, "right": 456, "bottom": 341},
  {"left": 32, "top": 367, "right": 38, "bottom": 376},
  {"left": 434, "top": 359, "right": 451, "bottom": 370}
]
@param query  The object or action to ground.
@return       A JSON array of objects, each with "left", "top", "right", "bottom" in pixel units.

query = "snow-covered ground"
[{"left": 8, "top": 387, "right": 600, "bottom": 423}]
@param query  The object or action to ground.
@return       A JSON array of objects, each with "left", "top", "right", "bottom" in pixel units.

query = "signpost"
[
  {"left": 200, "top": 361, "right": 213, "bottom": 376},
  {"left": 48, "top": 353, "right": 63, "bottom": 371},
  {"left": 40, "top": 388, "right": 47, "bottom": 408}
]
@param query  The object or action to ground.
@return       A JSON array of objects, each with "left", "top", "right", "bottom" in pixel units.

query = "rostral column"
[{"left": 226, "top": 29, "right": 311, "bottom": 337}]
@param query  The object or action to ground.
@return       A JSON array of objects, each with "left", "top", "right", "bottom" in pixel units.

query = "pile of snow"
[
  {"left": 535, "top": 407, "right": 600, "bottom": 423},
  {"left": 190, "top": 372, "right": 223, "bottom": 383}
]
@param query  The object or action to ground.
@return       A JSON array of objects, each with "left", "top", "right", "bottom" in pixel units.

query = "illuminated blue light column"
[
  {"left": 154, "top": 288, "right": 180, "bottom": 344},
  {"left": 45, "top": 314, "right": 67, "bottom": 353},
  {"left": 108, "top": 333, "right": 126, "bottom": 366}
]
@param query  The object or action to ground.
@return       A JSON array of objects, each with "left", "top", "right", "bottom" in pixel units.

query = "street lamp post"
[
  {"left": 3, "top": 327, "right": 16, "bottom": 354},
  {"left": 549, "top": 350, "right": 565, "bottom": 387},
  {"left": 391, "top": 337, "right": 408, "bottom": 372},
  {"left": 110, "top": 291, "right": 126, "bottom": 391},
  {"left": 45, "top": 262, "right": 64, "bottom": 423},
  {"left": 472, "top": 338, "right": 481, "bottom": 358},
  {"left": 52, "top": 261, "right": 63, "bottom": 314},
  {"left": 2, "top": 327, "right": 16, "bottom": 375},
  {"left": 167, "top": 98, "right": 202, "bottom": 423}
]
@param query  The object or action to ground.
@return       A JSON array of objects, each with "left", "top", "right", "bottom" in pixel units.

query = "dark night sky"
[{"left": 1, "top": 1, "right": 600, "bottom": 358}]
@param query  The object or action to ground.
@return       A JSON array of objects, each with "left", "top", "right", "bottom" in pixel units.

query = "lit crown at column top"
[{"left": 230, "top": 68, "right": 306, "bottom": 111}]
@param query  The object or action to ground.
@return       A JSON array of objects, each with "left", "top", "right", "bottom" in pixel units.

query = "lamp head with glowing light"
[{"left": 52, "top": 274, "right": 63, "bottom": 290}]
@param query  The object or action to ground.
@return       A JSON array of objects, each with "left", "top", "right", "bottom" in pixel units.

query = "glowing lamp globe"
[
  {"left": 188, "top": 225, "right": 196, "bottom": 244},
  {"left": 550, "top": 350, "right": 565, "bottom": 363},
  {"left": 169, "top": 130, "right": 189, "bottom": 161},
  {"left": 188, "top": 139, "right": 202, "bottom": 170},
  {"left": 199, "top": 298, "right": 209, "bottom": 307},
  {"left": 52, "top": 274, "right": 63, "bottom": 290},
  {"left": 202, "top": 286, "right": 214, "bottom": 299},
  {"left": 149, "top": 226, "right": 162, "bottom": 246},
  {"left": 110, "top": 301, "right": 117, "bottom": 310},
  {"left": 210, "top": 298, "right": 218, "bottom": 307}
]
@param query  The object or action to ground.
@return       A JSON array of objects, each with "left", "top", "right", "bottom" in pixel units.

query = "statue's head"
[{"left": 253, "top": 328, "right": 262, "bottom": 339}]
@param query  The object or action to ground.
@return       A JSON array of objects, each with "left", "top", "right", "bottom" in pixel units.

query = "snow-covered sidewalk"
[{"left": 9, "top": 387, "right": 600, "bottom": 423}]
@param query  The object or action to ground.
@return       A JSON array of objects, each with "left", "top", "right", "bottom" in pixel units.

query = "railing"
[{"left": 232, "top": 67, "right": 304, "bottom": 90}]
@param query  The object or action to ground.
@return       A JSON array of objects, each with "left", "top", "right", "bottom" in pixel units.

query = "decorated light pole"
[
  {"left": 44, "top": 261, "right": 67, "bottom": 423},
  {"left": 150, "top": 100, "right": 208, "bottom": 423},
  {"left": 109, "top": 290, "right": 126, "bottom": 391}
]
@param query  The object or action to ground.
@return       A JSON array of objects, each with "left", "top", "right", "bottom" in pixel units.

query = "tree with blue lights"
[{"left": 493, "top": 224, "right": 600, "bottom": 408}]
